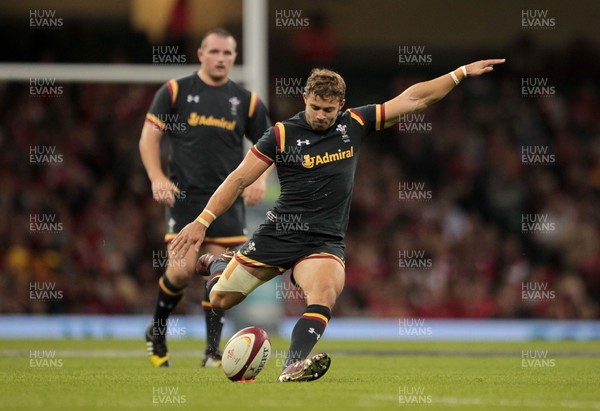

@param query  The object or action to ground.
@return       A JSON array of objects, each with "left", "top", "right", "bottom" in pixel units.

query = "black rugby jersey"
[
  {"left": 251, "top": 104, "right": 385, "bottom": 239},
  {"left": 146, "top": 73, "right": 270, "bottom": 197}
]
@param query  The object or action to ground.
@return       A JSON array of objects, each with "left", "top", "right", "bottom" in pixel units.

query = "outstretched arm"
[
  {"left": 169, "top": 150, "right": 270, "bottom": 256},
  {"left": 383, "top": 59, "right": 505, "bottom": 128}
]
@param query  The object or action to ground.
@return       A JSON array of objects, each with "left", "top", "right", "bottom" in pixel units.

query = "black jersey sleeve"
[
  {"left": 146, "top": 79, "right": 178, "bottom": 130},
  {"left": 250, "top": 125, "right": 277, "bottom": 165},
  {"left": 245, "top": 92, "right": 271, "bottom": 143},
  {"left": 346, "top": 104, "right": 386, "bottom": 134}
]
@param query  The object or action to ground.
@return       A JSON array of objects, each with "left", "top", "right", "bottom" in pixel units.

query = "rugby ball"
[{"left": 222, "top": 326, "right": 271, "bottom": 381}]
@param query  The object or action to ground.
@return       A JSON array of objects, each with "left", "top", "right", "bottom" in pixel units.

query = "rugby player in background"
[
  {"left": 139, "top": 28, "right": 271, "bottom": 368},
  {"left": 171, "top": 59, "right": 505, "bottom": 380}
]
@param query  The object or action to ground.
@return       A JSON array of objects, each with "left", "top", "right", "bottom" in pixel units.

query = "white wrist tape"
[{"left": 450, "top": 71, "right": 460, "bottom": 85}]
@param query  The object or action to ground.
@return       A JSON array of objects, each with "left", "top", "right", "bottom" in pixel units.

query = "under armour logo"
[
  {"left": 187, "top": 94, "right": 200, "bottom": 103},
  {"left": 297, "top": 139, "right": 310, "bottom": 146},
  {"left": 266, "top": 210, "right": 277, "bottom": 223},
  {"left": 308, "top": 327, "right": 321, "bottom": 340}
]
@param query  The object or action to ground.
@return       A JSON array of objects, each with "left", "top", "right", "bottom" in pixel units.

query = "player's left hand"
[
  {"left": 170, "top": 220, "right": 206, "bottom": 256},
  {"left": 464, "top": 59, "right": 506, "bottom": 77},
  {"left": 242, "top": 178, "right": 266, "bottom": 206}
]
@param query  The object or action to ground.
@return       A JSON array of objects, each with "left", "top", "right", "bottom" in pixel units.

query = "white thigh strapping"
[{"left": 210, "top": 260, "right": 265, "bottom": 296}]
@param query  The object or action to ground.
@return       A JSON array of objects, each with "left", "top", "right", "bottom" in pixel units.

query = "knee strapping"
[{"left": 210, "top": 260, "right": 265, "bottom": 296}]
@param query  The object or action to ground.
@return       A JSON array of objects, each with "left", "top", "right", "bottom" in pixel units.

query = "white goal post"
[
  {"left": 0, "top": 0, "right": 267, "bottom": 100},
  {"left": 0, "top": 63, "right": 244, "bottom": 84}
]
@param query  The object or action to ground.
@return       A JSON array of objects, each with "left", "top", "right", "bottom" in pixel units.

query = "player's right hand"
[
  {"left": 464, "top": 59, "right": 506, "bottom": 77},
  {"left": 170, "top": 221, "right": 206, "bottom": 256},
  {"left": 151, "top": 176, "right": 181, "bottom": 207},
  {"left": 242, "top": 177, "right": 266, "bottom": 207}
]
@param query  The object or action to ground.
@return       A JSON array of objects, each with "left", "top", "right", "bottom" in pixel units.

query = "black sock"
[
  {"left": 203, "top": 258, "right": 228, "bottom": 353},
  {"left": 210, "top": 259, "right": 228, "bottom": 275},
  {"left": 203, "top": 289, "right": 225, "bottom": 355},
  {"left": 204, "top": 258, "right": 228, "bottom": 297},
  {"left": 152, "top": 274, "right": 184, "bottom": 335},
  {"left": 284, "top": 304, "right": 331, "bottom": 368}
]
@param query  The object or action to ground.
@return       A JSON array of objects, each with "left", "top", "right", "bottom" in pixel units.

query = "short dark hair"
[
  {"left": 200, "top": 28, "right": 236, "bottom": 49},
  {"left": 304, "top": 68, "right": 346, "bottom": 102}
]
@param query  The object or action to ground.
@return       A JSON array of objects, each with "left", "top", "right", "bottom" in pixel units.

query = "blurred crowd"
[
  {"left": 1, "top": 37, "right": 599, "bottom": 319},
  {"left": 341, "top": 38, "right": 600, "bottom": 320}
]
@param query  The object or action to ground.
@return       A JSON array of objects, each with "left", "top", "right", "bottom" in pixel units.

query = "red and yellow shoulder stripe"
[
  {"left": 251, "top": 146, "right": 274, "bottom": 165},
  {"left": 146, "top": 113, "right": 165, "bottom": 130},
  {"left": 248, "top": 92, "right": 259, "bottom": 118},
  {"left": 145, "top": 79, "right": 180, "bottom": 130},
  {"left": 375, "top": 104, "right": 385, "bottom": 130},
  {"left": 348, "top": 108, "right": 365, "bottom": 126},
  {"left": 273, "top": 122, "right": 286, "bottom": 153},
  {"left": 167, "top": 79, "right": 178, "bottom": 107},
  {"left": 347, "top": 104, "right": 385, "bottom": 131}
]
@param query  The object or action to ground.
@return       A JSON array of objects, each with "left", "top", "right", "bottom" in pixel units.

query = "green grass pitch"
[{"left": 1, "top": 339, "right": 599, "bottom": 410}]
